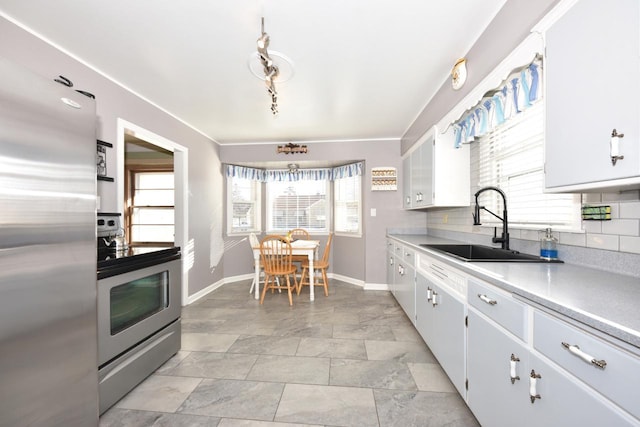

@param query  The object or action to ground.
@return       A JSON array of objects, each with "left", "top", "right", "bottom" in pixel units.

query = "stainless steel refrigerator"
[{"left": 0, "top": 56, "right": 98, "bottom": 426}]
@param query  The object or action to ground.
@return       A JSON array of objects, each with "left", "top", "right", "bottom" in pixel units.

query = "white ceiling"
[{"left": 0, "top": 0, "right": 506, "bottom": 145}]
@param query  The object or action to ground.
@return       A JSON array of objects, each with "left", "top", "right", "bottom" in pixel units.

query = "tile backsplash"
[{"left": 426, "top": 190, "right": 640, "bottom": 277}]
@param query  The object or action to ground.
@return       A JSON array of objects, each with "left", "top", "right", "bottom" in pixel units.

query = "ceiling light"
[{"left": 255, "top": 17, "right": 280, "bottom": 116}]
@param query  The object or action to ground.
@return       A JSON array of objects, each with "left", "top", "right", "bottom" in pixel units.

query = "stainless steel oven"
[{"left": 97, "top": 243, "right": 181, "bottom": 414}]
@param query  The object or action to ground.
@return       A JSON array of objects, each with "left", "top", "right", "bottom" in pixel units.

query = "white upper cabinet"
[
  {"left": 544, "top": 0, "right": 640, "bottom": 192},
  {"left": 403, "top": 126, "right": 470, "bottom": 209}
]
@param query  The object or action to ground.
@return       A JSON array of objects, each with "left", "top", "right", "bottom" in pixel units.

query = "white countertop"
[{"left": 388, "top": 234, "right": 640, "bottom": 350}]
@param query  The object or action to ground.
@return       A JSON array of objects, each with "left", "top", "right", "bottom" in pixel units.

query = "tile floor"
[{"left": 99, "top": 279, "right": 480, "bottom": 427}]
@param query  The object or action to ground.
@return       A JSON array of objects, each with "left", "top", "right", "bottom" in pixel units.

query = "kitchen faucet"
[{"left": 473, "top": 186, "right": 509, "bottom": 250}]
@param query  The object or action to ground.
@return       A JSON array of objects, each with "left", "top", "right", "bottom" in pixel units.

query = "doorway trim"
[{"left": 117, "top": 118, "right": 189, "bottom": 305}]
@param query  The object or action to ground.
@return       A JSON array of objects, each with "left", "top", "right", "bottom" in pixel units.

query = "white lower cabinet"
[
  {"left": 415, "top": 261, "right": 466, "bottom": 396},
  {"left": 386, "top": 240, "right": 395, "bottom": 295},
  {"left": 390, "top": 242, "right": 416, "bottom": 325},
  {"left": 466, "top": 279, "right": 639, "bottom": 426},
  {"left": 467, "top": 309, "right": 530, "bottom": 427},
  {"left": 390, "top": 241, "right": 639, "bottom": 425},
  {"left": 533, "top": 310, "right": 640, "bottom": 421}
]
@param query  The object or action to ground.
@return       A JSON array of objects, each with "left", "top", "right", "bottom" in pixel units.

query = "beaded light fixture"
[{"left": 257, "top": 17, "right": 279, "bottom": 115}]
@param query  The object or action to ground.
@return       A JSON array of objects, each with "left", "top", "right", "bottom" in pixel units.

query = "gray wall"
[
  {"left": 401, "top": 0, "right": 560, "bottom": 153},
  {"left": 220, "top": 140, "right": 426, "bottom": 285},
  {"left": 0, "top": 17, "right": 225, "bottom": 298}
]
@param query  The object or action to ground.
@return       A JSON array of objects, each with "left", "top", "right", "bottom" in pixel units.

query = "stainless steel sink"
[{"left": 420, "top": 244, "right": 563, "bottom": 263}]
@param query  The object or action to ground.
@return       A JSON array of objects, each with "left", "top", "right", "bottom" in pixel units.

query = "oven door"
[{"left": 97, "top": 258, "right": 181, "bottom": 366}]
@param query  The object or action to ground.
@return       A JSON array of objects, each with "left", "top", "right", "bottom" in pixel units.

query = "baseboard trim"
[{"left": 186, "top": 273, "right": 389, "bottom": 305}]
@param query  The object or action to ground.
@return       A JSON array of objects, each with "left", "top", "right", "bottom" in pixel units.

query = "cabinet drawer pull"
[
  {"left": 529, "top": 370, "right": 541, "bottom": 403},
  {"left": 561, "top": 342, "right": 607, "bottom": 369},
  {"left": 478, "top": 294, "right": 497, "bottom": 305},
  {"left": 510, "top": 354, "right": 520, "bottom": 384}
]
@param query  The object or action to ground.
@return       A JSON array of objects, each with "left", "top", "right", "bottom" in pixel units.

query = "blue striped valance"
[
  {"left": 264, "top": 168, "right": 331, "bottom": 182},
  {"left": 226, "top": 164, "right": 266, "bottom": 181},
  {"left": 332, "top": 162, "right": 363, "bottom": 179},
  {"left": 453, "top": 57, "right": 542, "bottom": 148},
  {"left": 225, "top": 161, "right": 363, "bottom": 182}
]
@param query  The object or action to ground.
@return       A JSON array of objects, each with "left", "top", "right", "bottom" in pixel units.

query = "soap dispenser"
[{"left": 540, "top": 228, "right": 558, "bottom": 260}]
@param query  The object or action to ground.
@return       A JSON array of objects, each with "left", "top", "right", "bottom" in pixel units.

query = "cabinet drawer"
[
  {"left": 534, "top": 310, "right": 640, "bottom": 420},
  {"left": 468, "top": 279, "right": 527, "bottom": 341},
  {"left": 394, "top": 244, "right": 415, "bottom": 267}
]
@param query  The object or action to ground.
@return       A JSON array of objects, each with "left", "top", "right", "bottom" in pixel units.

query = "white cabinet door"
[
  {"left": 402, "top": 155, "right": 412, "bottom": 209},
  {"left": 411, "top": 138, "right": 433, "bottom": 208},
  {"left": 545, "top": 0, "right": 640, "bottom": 190},
  {"left": 386, "top": 251, "right": 395, "bottom": 295},
  {"left": 468, "top": 310, "right": 637, "bottom": 426},
  {"left": 467, "top": 309, "right": 530, "bottom": 427},
  {"left": 415, "top": 273, "right": 435, "bottom": 350},
  {"left": 403, "top": 126, "right": 469, "bottom": 209},
  {"left": 528, "top": 353, "right": 637, "bottom": 426},
  {"left": 415, "top": 271, "right": 466, "bottom": 395},
  {"left": 394, "top": 260, "right": 415, "bottom": 325}
]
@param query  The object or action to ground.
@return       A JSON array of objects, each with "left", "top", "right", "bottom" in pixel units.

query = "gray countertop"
[{"left": 388, "top": 234, "right": 640, "bottom": 350}]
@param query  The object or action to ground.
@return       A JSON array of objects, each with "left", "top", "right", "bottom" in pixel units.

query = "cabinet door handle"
[
  {"left": 510, "top": 354, "right": 521, "bottom": 384},
  {"left": 431, "top": 291, "right": 438, "bottom": 307},
  {"left": 529, "top": 370, "right": 541, "bottom": 403},
  {"left": 426, "top": 286, "right": 433, "bottom": 302},
  {"left": 610, "top": 128, "right": 625, "bottom": 166},
  {"left": 561, "top": 342, "right": 607, "bottom": 369},
  {"left": 478, "top": 294, "right": 497, "bottom": 305}
]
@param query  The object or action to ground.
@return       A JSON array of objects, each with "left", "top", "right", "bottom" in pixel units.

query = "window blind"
[
  {"left": 266, "top": 179, "right": 329, "bottom": 232},
  {"left": 477, "top": 102, "right": 581, "bottom": 230},
  {"left": 334, "top": 174, "right": 361, "bottom": 234}
]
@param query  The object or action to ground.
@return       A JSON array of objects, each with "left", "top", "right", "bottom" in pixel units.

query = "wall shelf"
[
  {"left": 371, "top": 167, "right": 397, "bottom": 191},
  {"left": 97, "top": 139, "right": 114, "bottom": 182}
]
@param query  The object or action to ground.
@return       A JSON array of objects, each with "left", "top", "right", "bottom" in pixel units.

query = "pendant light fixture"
[{"left": 257, "top": 17, "right": 279, "bottom": 115}]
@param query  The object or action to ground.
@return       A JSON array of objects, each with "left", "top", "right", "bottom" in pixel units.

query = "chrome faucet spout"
[{"left": 473, "top": 186, "right": 510, "bottom": 250}]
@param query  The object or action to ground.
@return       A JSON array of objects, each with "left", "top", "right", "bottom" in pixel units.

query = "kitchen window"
[
  {"left": 126, "top": 169, "right": 175, "bottom": 246},
  {"left": 227, "top": 176, "right": 261, "bottom": 234},
  {"left": 476, "top": 102, "right": 581, "bottom": 230},
  {"left": 266, "top": 178, "right": 330, "bottom": 233},
  {"left": 334, "top": 173, "right": 361, "bottom": 235}
]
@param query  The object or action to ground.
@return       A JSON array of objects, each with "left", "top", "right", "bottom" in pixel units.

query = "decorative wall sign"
[{"left": 277, "top": 142, "right": 308, "bottom": 154}]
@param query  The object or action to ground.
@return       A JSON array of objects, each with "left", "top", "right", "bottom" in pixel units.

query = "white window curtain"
[{"left": 454, "top": 57, "right": 542, "bottom": 148}]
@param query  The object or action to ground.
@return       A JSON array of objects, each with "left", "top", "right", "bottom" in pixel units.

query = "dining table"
[{"left": 252, "top": 239, "right": 320, "bottom": 301}]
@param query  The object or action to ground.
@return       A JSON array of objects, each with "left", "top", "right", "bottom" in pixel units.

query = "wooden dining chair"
[
  {"left": 259, "top": 235, "right": 298, "bottom": 306},
  {"left": 289, "top": 228, "right": 310, "bottom": 279},
  {"left": 289, "top": 228, "right": 310, "bottom": 241},
  {"left": 297, "top": 233, "right": 332, "bottom": 297}
]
